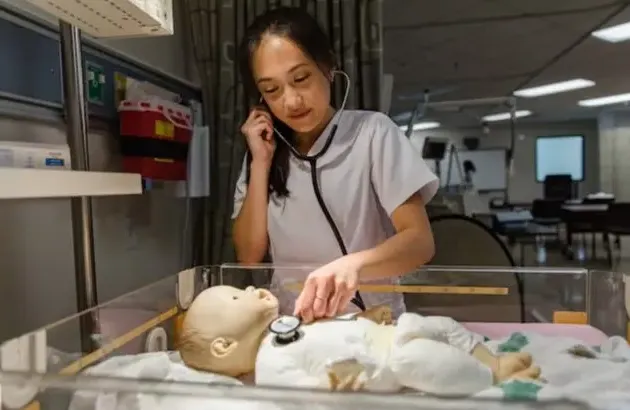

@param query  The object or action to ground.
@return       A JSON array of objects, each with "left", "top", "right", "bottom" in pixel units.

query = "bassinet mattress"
[{"left": 464, "top": 322, "right": 609, "bottom": 345}]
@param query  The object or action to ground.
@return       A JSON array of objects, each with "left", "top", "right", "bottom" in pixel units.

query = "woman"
[
  {"left": 232, "top": 7, "right": 438, "bottom": 323},
  {"left": 463, "top": 160, "right": 477, "bottom": 186}
]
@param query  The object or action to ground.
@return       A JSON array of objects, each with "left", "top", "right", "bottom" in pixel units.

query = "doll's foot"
[
  {"left": 512, "top": 365, "right": 541, "bottom": 381},
  {"left": 495, "top": 352, "right": 535, "bottom": 383}
]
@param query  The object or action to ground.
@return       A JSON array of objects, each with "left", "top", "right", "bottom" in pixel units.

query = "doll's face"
[{"left": 179, "top": 286, "right": 279, "bottom": 376}]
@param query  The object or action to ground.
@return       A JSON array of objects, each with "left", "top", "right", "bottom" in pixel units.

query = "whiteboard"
[{"left": 427, "top": 149, "right": 507, "bottom": 191}]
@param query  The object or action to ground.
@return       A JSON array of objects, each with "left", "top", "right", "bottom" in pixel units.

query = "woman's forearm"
[
  {"left": 233, "top": 160, "right": 271, "bottom": 264},
  {"left": 352, "top": 227, "right": 435, "bottom": 281}
]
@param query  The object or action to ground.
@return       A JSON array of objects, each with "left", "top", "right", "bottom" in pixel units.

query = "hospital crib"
[{"left": 0, "top": 265, "right": 627, "bottom": 410}]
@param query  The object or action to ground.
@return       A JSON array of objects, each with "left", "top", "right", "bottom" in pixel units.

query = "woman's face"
[{"left": 252, "top": 34, "right": 332, "bottom": 135}]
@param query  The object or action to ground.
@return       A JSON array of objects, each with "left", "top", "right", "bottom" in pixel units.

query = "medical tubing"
[{"left": 308, "top": 156, "right": 367, "bottom": 312}]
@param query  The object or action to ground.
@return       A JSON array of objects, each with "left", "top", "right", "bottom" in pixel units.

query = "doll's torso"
[{"left": 255, "top": 317, "right": 401, "bottom": 392}]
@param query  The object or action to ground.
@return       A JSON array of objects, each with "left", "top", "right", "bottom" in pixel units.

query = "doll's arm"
[
  {"left": 256, "top": 351, "right": 364, "bottom": 391},
  {"left": 256, "top": 353, "right": 322, "bottom": 389}
]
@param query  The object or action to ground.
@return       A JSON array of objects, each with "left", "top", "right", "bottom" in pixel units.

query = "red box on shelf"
[
  {"left": 119, "top": 99, "right": 193, "bottom": 143},
  {"left": 118, "top": 98, "right": 193, "bottom": 181},
  {"left": 122, "top": 157, "right": 187, "bottom": 181}
]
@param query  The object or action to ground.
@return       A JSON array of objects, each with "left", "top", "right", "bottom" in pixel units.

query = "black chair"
[
  {"left": 401, "top": 214, "right": 525, "bottom": 323},
  {"left": 544, "top": 174, "right": 573, "bottom": 200}
]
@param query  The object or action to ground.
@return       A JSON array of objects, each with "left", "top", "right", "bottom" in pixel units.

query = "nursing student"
[{"left": 231, "top": 7, "right": 438, "bottom": 323}]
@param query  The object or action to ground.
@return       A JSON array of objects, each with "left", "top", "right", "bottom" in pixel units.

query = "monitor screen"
[
  {"left": 535, "top": 135, "right": 584, "bottom": 182},
  {"left": 422, "top": 140, "right": 447, "bottom": 160}
]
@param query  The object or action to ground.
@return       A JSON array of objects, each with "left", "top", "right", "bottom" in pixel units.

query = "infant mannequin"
[{"left": 179, "top": 285, "right": 540, "bottom": 395}]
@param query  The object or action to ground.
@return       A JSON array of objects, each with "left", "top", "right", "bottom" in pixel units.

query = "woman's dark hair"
[{"left": 238, "top": 7, "right": 336, "bottom": 198}]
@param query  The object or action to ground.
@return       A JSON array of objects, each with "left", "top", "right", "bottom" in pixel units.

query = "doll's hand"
[
  {"left": 294, "top": 255, "right": 361, "bottom": 323},
  {"left": 326, "top": 360, "right": 366, "bottom": 392},
  {"left": 327, "top": 371, "right": 365, "bottom": 392}
]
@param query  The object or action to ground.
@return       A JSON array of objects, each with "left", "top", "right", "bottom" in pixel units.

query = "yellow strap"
[
  {"left": 59, "top": 307, "right": 179, "bottom": 375},
  {"left": 285, "top": 283, "right": 508, "bottom": 295}
]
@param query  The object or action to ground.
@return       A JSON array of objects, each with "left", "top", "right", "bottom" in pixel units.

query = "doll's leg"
[
  {"left": 396, "top": 313, "right": 482, "bottom": 353},
  {"left": 395, "top": 314, "right": 538, "bottom": 384},
  {"left": 389, "top": 337, "right": 494, "bottom": 396}
]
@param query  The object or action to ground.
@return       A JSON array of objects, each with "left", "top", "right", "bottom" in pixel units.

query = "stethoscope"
[
  {"left": 267, "top": 70, "right": 366, "bottom": 313},
  {"left": 268, "top": 313, "right": 356, "bottom": 346}
]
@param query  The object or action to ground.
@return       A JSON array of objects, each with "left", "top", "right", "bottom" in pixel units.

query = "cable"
[{"left": 271, "top": 71, "right": 366, "bottom": 311}]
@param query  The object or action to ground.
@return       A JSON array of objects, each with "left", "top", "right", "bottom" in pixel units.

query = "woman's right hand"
[{"left": 241, "top": 107, "right": 276, "bottom": 165}]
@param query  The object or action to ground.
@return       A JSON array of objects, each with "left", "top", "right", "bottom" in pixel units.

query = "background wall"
[
  {"left": 598, "top": 111, "right": 630, "bottom": 202},
  {"left": 0, "top": 3, "right": 198, "bottom": 342},
  {"left": 409, "top": 119, "right": 600, "bottom": 204}
]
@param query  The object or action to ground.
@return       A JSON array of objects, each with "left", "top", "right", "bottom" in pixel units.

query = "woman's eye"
[
  {"left": 263, "top": 88, "right": 278, "bottom": 94},
  {"left": 294, "top": 75, "right": 309, "bottom": 83}
]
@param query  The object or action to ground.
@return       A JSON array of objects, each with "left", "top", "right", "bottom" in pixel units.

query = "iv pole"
[{"left": 405, "top": 95, "right": 517, "bottom": 197}]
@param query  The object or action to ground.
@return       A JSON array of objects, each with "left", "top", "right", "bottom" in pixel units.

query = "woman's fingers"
[
  {"left": 326, "top": 279, "right": 347, "bottom": 317},
  {"left": 294, "top": 275, "right": 335, "bottom": 322},
  {"left": 312, "top": 276, "right": 333, "bottom": 318}
]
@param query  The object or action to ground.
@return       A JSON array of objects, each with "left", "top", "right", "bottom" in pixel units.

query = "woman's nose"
[{"left": 283, "top": 88, "right": 303, "bottom": 110}]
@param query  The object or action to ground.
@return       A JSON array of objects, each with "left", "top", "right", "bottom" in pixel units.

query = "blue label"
[{"left": 45, "top": 157, "right": 65, "bottom": 167}]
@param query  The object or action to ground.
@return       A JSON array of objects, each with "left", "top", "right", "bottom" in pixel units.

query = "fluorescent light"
[
  {"left": 482, "top": 110, "right": 532, "bottom": 122},
  {"left": 399, "top": 121, "right": 441, "bottom": 132},
  {"left": 514, "top": 79, "right": 595, "bottom": 98},
  {"left": 592, "top": 22, "right": 630, "bottom": 43},
  {"left": 578, "top": 92, "right": 630, "bottom": 107}
]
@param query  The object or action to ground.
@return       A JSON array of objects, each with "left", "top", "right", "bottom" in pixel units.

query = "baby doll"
[{"left": 178, "top": 285, "right": 539, "bottom": 395}]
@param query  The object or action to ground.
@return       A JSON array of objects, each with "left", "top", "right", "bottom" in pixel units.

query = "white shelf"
[
  {"left": 0, "top": 168, "right": 143, "bottom": 199},
  {"left": 24, "top": 0, "right": 174, "bottom": 38}
]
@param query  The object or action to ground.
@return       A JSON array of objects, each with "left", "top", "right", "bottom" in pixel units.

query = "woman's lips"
[{"left": 288, "top": 109, "right": 311, "bottom": 120}]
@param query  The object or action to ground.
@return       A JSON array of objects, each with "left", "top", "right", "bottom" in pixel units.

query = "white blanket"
[
  {"left": 476, "top": 332, "right": 630, "bottom": 408},
  {"left": 69, "top": 333, "right": 630, "bottom": 410},
  {"left": 68, "top": 352, "right": 276, "bottom": 410}
]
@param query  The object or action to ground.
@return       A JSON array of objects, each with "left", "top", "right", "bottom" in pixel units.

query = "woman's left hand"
[{"left": 293, "top": 255, "right": 361, "bottom": 323}]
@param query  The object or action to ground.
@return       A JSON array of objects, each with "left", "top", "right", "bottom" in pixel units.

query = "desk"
[
  {"left": 497, "top": 222, "right": 558, "bottom": 266},
  {"left": 561, "top": 204, "right": 609, "bottom": 213},
  {"left": 560, "top": 204, "right": 611, "bottom": 263}
]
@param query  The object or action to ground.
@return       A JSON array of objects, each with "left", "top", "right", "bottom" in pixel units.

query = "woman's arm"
[
  {"left": 232, "top": 159, "right": 271, "bottom": 264},
  {"left": 353, "top": 112, "right": 438, "bottom": 280},
  {"left": 351, "top": 193, "right": 434, "bottom": 281}
]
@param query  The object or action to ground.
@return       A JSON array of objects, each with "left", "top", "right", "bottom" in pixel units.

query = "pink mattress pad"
[{"left": 464, "top": 322, "right": 609, "bottom": 345}]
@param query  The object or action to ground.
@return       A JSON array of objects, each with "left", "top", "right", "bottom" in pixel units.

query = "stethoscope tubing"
[{"left": 269, "top": 71, "right": 366, "bottom": 311}]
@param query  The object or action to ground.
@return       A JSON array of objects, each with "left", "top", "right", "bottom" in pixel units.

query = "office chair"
[{"left": 401, "top": 215, "right": 524, "bottom": 323}]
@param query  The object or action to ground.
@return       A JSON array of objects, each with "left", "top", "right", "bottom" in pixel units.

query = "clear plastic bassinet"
[{"left": 0, "top": 264, "right": 626, "bottom": 410}]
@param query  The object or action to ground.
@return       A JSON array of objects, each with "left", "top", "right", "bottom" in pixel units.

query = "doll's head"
[{"left": 179, "top": 285, "right": 279, "bottom": 377}]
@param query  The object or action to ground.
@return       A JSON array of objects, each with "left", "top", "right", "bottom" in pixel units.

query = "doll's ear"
[{"left": 210, "top": 337, "right": 239, "bottom": 358}]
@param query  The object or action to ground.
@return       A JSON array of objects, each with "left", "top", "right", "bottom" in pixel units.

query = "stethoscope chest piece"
[{"left": 269, "top": 315, "right": 303, "bottom": 346}]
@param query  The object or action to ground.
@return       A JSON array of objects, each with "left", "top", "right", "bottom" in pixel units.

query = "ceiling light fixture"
[
  {"left": 578, "top": 93, "right": 630, "bottom": 107},
  {"left": 398, "top": 121, "right": 441, "bottom": 132},
  {"left": 482, "top": 110, "right": 532, "bottom": 122},
  {"left": 514, "top": 79, "right": 595, "bottom": 98},
  {"left": 592, "top": 22, "right": 630, "bottom": 43}
]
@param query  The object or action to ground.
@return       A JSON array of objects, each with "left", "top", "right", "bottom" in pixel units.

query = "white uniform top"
[{"left": 232, "top": 110, "right": 438, "bottom": 316}]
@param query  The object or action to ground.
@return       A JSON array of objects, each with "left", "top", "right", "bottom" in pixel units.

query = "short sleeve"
[
  {"left": 370, "top": 113, "right": 438, "bottom": 216},
  {"left": 231, "top": 155, "right": 248, "bottom": 220}
]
